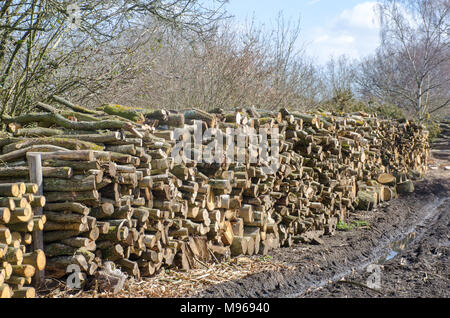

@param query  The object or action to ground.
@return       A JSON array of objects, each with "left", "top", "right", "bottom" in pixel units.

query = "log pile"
[
  {"left": 431, "top": 118, "right": 450, "bottom": 165},
  {"left": 0, "top": 182, "right": 46, "bottom": 298},
  {"left": 432, "top": 119, "right": 450, "bottom": 150},
  {"left": 0, "top": 97, "right": 430, "bottom": 295}
]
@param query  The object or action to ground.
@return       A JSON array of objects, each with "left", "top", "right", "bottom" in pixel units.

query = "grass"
[
  {"left": 337, "top": 220, "right": 353, "bottom": 231},
  {"left": 352, "top": 220, "right": 370, "bottom": 228},
  {"left": 337, "top": 220, "right": 370, "bottom": 231}
]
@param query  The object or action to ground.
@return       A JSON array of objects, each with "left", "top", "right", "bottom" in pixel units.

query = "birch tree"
[{"left": 357, "top": 0, "right": 450, "bottom": 119}]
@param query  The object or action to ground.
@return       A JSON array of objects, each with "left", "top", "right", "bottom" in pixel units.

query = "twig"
[
  {"left": 192, "top": 255, "right": 210, "bottom": 269},
  {"left": 207, "top": 247, "right": 220, "bottom": 264}
]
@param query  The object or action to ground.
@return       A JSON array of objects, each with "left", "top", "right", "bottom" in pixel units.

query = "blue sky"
[{"left": 222, "top": 0, "right": 381, "bottom": 64}]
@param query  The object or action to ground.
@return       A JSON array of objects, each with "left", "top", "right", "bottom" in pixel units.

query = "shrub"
[
  {"left": 370, "top": 101, "right": 405, "bottom": 120},
  {"left": 424, "top": 120, "right": 442, "bottom": 141},
  {"left": 321, "top": 90, "right": 369, "bottom": 113}
]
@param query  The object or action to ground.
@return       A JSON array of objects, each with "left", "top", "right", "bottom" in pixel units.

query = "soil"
[
  {"left": 41, "top": 150, "right": 449, "bottom": 298},
  {"left": 302, "top": 197, "right": 449, "bottom": 298},
  {"left": 199, "top": 159, "right": 450, "bottom": 298}
]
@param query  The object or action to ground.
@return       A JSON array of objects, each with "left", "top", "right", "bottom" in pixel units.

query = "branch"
[{"left": 429, "top": 98, "right": 450, "bottom": 114}]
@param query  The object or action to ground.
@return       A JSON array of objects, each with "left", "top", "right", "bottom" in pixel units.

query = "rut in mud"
[
  {"left": 302, "top": 197, "right": 449, "bottom": 298},
  {"left": 198, "top": 173, "right": 450, "bottom": 298}
]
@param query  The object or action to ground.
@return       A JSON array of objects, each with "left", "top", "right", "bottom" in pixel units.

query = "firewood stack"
[
  {"left": 0, "top": 97, "right": 430, "bottom": 292},
  {"left": 433, "top": 119, "right": 450, "bottom": 150},
  {"left": 0, "top": 182, "right": 46, "bottom": 298}
]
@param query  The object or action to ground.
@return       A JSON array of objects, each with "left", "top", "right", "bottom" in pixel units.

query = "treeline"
[{"left": 0, "top": 0, "right": 448, "bottom": 125}]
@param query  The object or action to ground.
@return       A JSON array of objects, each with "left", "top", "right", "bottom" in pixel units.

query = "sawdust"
[{"left": 40, "top": 257, "right": 295, "bottom": 298}]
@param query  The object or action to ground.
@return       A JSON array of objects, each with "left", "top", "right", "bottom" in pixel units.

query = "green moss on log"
[
  {"left": 103, "top": 104, "right": 145, "bottom": 123},
  {"left": 3, "top": 137, "right": 104, "bottom": 153}
]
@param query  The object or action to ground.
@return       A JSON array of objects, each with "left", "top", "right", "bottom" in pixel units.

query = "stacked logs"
[
  {"left": 41, "top": 150, "right": 106, "bottom": 282},
  {"left": 0, "top": 98, "right": 430, "bottom": 288},
  {"left": 432, "top": 118, "right": 450, "bottom": 151},
  {"left": 0, "top": 182, "right": 46, "bottom": 298}
]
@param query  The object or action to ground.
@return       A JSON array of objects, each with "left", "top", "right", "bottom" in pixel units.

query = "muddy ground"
[
  {"left": 302, "top": 196, "right": 449, "bottom": 298},
  {"left": 199, "top": 163, "right": 449, "bottom": 298}
]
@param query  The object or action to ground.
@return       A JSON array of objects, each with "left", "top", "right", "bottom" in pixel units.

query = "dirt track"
[
  {"left": 302, "top": 196, "right": 449, "bottom": 298},
  {"left": 199, "top": 165, "right": 450, "bottom": 298}
]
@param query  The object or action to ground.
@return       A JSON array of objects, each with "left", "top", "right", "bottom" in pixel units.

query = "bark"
[
  {"left": 0, "top": 145, "right": 69, "bottom": 162},
  {"left": 103, "top": 104, "right": 145, "bottom": 123},
  {"left": 2, "top": 137, "right": 103, "bottom": 154},
  {"left": 15, "top": 128, "right": 64, "bottom": 137},
  {"left": 45, "top": 202, "right": 89, "bottom": 215},
  {"left": 43, "top": 175, "right": 97, "bottom": 192},
  {"left": 45, "top": 190, "right": 99, "bottom": 203},
  {"left": 52, "top": 95, "right": 101, "bottom": 115},
  {"left": 2, "top": 113, "right": 129, "bottom": 131}
]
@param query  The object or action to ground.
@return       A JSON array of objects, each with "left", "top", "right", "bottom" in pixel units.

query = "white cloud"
[
  {"left": 306, "top": 2, "right": 381, "bottom": 64},
  {"left": 339, "top": 2, "right": 380, "bottom": 30},
  {"left": 307, "top": 0, "right": 321, "bottom": 5},
  {"left": 314, "top": 35, "right": 355, "bottom": 45}
]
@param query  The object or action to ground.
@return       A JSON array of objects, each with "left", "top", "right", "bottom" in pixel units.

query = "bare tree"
[
  {"left": 357, "top": 0, "right": 450, "bottom": 119},
  {"left": 0, "top": 0, "right": 228, "bottom": 119},
  {"left": 322, "top": 55, "right": 356, "bottom": 100},
  {"left": 86, "top": 15, "right": 323, "bottom": 112}
]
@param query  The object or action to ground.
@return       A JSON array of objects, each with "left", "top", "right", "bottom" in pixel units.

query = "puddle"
[
  {"left": 377, "top": 232, "right": 417, "bottom": 264},
  {"left": 384, "top": 250, "right": 398, "bottom": 262}
]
